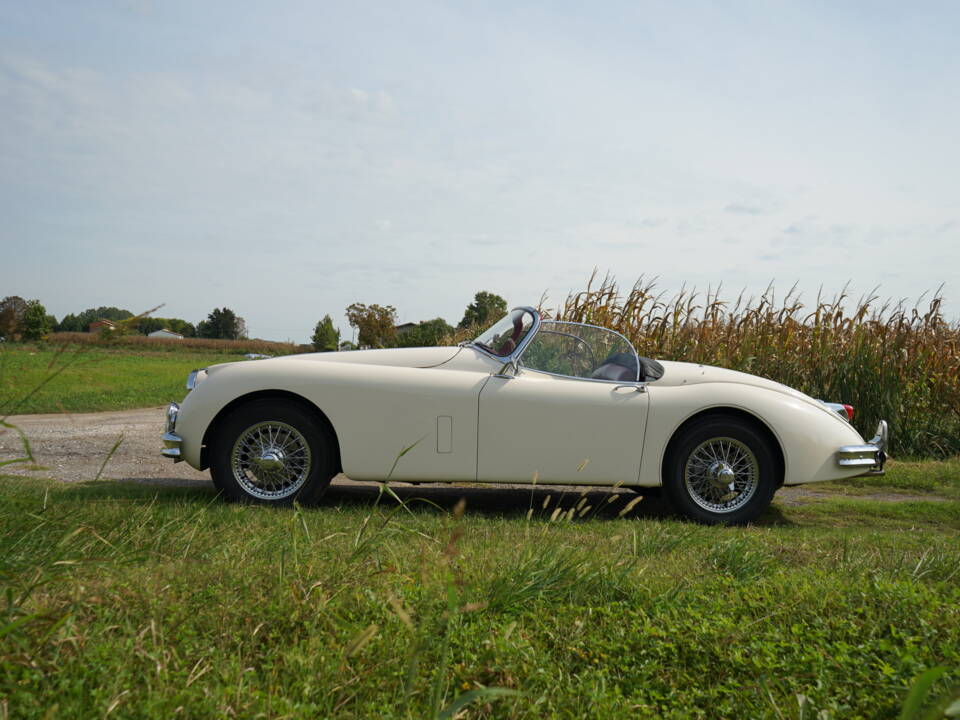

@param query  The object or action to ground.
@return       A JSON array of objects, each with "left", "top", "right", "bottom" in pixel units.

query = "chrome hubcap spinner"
[
  {"left": 684, "top": 437, "right": 759, "bottom": 513},
  {"left": 231, "top": 421, "right": 312, "bottom": 500}
]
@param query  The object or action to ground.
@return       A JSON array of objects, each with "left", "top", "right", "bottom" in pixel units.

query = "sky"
[{"left": 1, "top": 0, "right": 958, "bottom": 342}]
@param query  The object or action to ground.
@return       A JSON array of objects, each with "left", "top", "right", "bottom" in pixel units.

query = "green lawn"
[
  {"left": 817, "top": 457, "right": 960, "bottom": 500},
  {"left": 1, "top": 474, "right": 958, "bottom": 719},
  {"left": 0, "top": 346, "right": 241, "bottom": 414}
]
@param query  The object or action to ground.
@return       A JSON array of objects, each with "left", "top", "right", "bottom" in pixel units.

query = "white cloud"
[{"left": 1, "top": 1, "right": 958, "bottom": 339}]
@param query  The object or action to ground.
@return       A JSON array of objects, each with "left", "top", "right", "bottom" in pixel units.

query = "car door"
[{"left": 477, "top": 369, "right": 649, "bottom": 484}]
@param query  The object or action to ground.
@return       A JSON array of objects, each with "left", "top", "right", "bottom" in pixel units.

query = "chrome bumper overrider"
[
  {"left": 836, "top": 420, "right": 888, "bottom": 475},
  {"left": 162, "top": 402, "right": 183, "bottom": 462}
]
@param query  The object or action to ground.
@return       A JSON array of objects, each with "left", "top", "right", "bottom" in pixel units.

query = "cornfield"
[{"left": 545, "top": 274, "right": 960, "bottom": 459}]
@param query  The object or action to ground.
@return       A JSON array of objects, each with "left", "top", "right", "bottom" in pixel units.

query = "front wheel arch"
[
  {"left": 200, "top": 390, "right": 342, "bottom": 474},
  {"left": 661, "top": 407, "right": 785, "bottom": 490}
]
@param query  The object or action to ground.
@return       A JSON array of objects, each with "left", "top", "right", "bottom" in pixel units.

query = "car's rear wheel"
[
  {"left": 663, "top": 415, "right": 778, "bottom": 525},
  {"left": 209, "top": 399, "right": 336, "bottom": 505}
]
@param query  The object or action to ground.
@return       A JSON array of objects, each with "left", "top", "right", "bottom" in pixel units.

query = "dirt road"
[
  {"left": 2, "top": 407, "right": 205, "bottom": 485},
  {"left": 0, "top": 407, "right": 938, "bottom": 513}
]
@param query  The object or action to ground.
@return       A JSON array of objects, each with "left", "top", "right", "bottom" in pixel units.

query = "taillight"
[{"left": 842, "top": 404, "right": 855, "bottom": 421}]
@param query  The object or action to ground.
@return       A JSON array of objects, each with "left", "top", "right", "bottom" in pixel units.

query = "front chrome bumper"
[
  {"left": 162, "top": 401, "right": 183, "bottom": 462},
  {"left": 836, "top": 420, "right": 888, "bottom": 475}
]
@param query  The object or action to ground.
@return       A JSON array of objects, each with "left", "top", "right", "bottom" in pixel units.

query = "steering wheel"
[{"left": 495, "top": 312, "right": 526, "bottom": 354}]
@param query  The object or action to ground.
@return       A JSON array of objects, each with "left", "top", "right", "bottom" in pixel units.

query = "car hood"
[{"left": 266, "top": 346, "right": 463, "bottom": 369}]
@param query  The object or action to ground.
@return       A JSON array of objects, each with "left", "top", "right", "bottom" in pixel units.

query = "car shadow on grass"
[
  {"left": 322, "top": 481, "right": 676, "bottom": 521},
  {"left": 61, "top": 477, "right": 794, "bottom": 525},
  {"left": 322, "top": 482, "right": 794, "bottom": 526}
]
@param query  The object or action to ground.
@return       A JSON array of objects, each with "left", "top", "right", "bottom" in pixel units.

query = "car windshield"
[
  {"left": 470, "top": 308, "right": 537, "bottom": 357},
  {"left": 520, "top": 321, "right": 640, "bottom": 381}
]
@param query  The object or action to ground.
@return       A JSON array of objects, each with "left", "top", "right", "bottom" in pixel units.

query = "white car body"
[{"left": 163, "top": 308, "right": 887, "bottom": 521}]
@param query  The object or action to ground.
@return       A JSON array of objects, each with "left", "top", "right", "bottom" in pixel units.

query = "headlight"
[
  {"left": 165, "top": 402, "right": 179, "bottom": 432},
  {"left": 186, "top": 369, "right": 206, "bottom": 390}
]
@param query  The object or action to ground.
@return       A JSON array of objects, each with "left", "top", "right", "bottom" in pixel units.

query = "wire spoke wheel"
[
  {"left": 683, "top": 436, "right": 759, "bottom": 514},
  {"left": 230, "top": 421, "right": 313, "bottom": 500}
]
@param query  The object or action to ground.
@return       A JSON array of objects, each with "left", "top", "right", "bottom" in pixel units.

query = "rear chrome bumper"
[
  {"left": 162, "top": 402, "right": 183, "bottom": 462},
  {"left": 836, "top": 420, "right": 888, "bottom": 475}
]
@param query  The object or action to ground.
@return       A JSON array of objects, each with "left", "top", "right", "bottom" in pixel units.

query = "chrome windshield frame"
[
  {"left": 465, "top": 306, "right": 542, "bottom": 366},
  {"left": 467, "top": 311, "right": 643, "bottom": 384},
  {"left": 518, "top": 319, "right": 642, "bottom": 383}
]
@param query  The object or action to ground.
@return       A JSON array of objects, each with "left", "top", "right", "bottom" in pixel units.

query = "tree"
[
  {"left": 138, "top": 317, "right": 197, "bottom": 337},
  {"left": 169, "top": 319, "right": 197, "bottom": 338},
  {"left": 345, "top": 303, "right": 397, "bottom": 348},
  {"left": 21, "top": 300, "right": 53, "bottom": 341},
  {"left": 458, "top": 291, "right": 507, "bottom": 330},
  {"left": 138, "top": 317, "right": 164, "bottom": 335},
  {"left": 55, "top": 313, "right": 80, "bottom": 332},
  {"left": 56, "top": 306, "right": 133, "bottom": 332},
  {"left": 197, "top": 307, "right": 247, "bottom": 340},
  {"left": 395, "top": 317, "right": 454, "bottom": 347},
  {"left": 311, "top": 315, "right": 340, "bottom": 352},
  {"left": 0, "top": 296, "right": 29, "bottom": 339}
]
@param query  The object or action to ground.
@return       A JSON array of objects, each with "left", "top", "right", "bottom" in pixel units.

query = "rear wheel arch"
[
  {"left": 200, "top": 390, "right": 342, "bottom": 473},
  {"left": 661, "top": 407, "right": 785, "bottom": 489}
]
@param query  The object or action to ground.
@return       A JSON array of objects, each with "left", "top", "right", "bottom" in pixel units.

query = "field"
[
  {"left": 0, "top": 346, "right": 244, "bottom": 415},
  {"left": 1, "top": 469, "right": 958, "bottom": 719},
  {"left": 0, "top": 335, "right": 310, "bottom": 415}
]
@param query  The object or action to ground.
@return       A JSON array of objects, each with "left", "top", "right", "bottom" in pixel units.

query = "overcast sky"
[{"left": 1, "top": 1, "right": 957, "bottom": 342}]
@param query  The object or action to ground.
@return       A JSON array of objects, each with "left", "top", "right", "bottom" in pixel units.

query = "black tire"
[
  {"left": 209, "top": 399, "right": 336, "bottom": 505},
  {"left": 663, "top": 414, "right": 778, "bottom": 525}
]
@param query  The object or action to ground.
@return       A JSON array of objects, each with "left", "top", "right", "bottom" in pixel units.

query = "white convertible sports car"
[{"left": 162, "top": 307, "right": 888, "bottom": 524}]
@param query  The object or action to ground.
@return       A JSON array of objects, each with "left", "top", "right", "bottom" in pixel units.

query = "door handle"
[{"left": 613, "top": 384, "right": 646, "bottom": 393}]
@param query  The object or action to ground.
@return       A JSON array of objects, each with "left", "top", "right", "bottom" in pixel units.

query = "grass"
[
  {"left": 0, "top": 346, "right": 244, "bottom": 415},
  {"left": 1, "top": 474, "right": 958, "bottom": 719},
  {"left": 826, "top": 457, "right": 960, "bottom": 499}
]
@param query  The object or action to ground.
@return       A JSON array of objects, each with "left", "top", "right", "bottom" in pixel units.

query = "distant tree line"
[
  {"left": 0, "top": 296, "right": 249, "bottom": 342},
  {"left": 2, "top": 290, "right": 510, "bottom": 349},
  {"left": 315, "top": 291, "right": 507, "bottom": 351}
]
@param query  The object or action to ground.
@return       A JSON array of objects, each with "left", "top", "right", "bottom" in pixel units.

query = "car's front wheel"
[
  {"left": 663, "top": 415, "right": 779, "bottom": 525},
  {"left": 209, "top": 399, "right": 337, "bottom": 505}
]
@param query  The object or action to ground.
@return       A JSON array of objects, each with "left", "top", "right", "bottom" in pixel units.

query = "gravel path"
[{"left": 0, "top": 408, "right": 943, "bottom": 511}]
